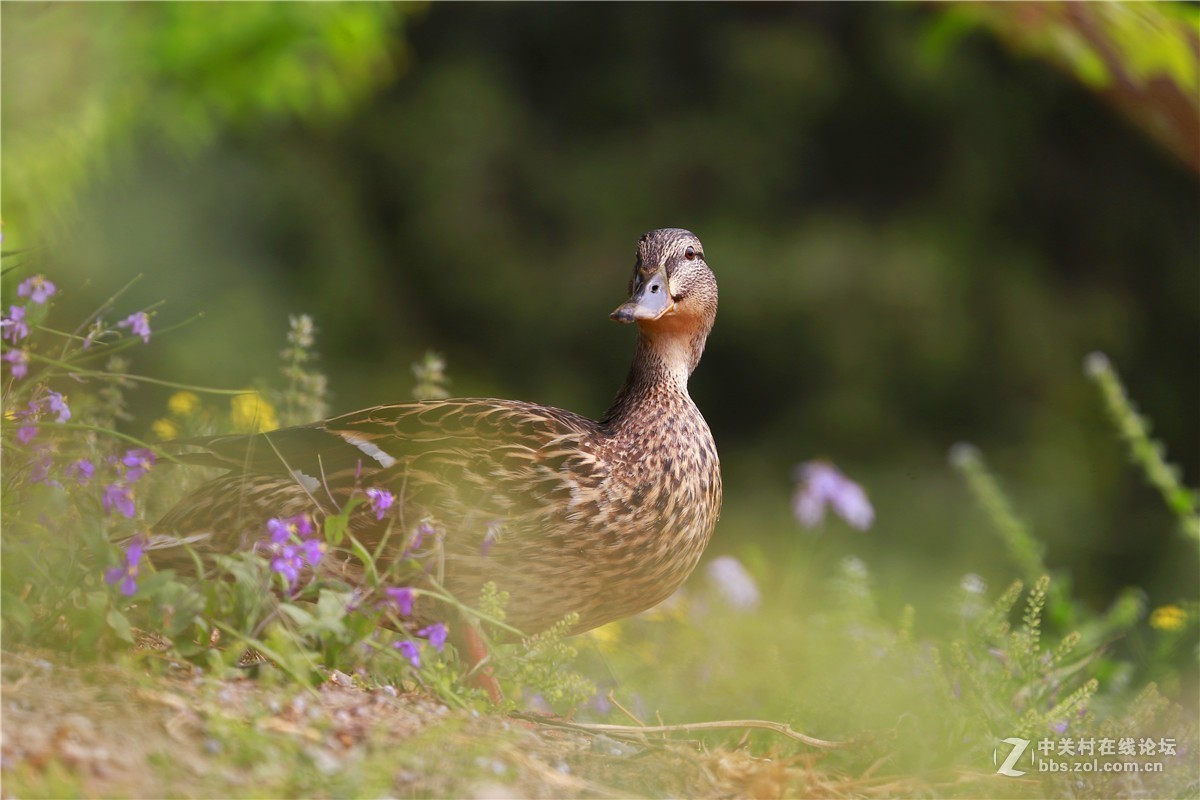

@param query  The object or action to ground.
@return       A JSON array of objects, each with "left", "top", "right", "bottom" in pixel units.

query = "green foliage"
[
  {"left": 1084, "top": 351, "right": 1200, "bottom": 543},
  {"left": 0, "top": 281, "right": 600, "bottom": 716},
  {"left": 925, "top": 3, "right": 1200, "bottom": 170},
  {"left": 412, "top": 350, "right": 451, "bottom": 401},
  {"left": 3, "top": 2, "right": 409, "bottom": 245},
  {"left": 949, "top": 444, "right": 1047, "bottom": 586},
  {"left": 500, "top": 614, "right": 595, "bottom": 709},
  {"left": 476, "top": 581, "right": 510, "bottom": 625},
  {"left": 275, "top": 314, "right": 329, "bottom": 426},
  {"left": 933, "top": 3, "right": 1200, "bottom": 94}
]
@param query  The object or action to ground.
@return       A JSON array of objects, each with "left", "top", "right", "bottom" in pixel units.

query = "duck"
[{"left": 153, "top": 228, "right": 722, "bottom": 665}]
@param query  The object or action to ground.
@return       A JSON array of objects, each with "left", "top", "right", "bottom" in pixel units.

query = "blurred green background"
[{"left": 5, "top": 3, "right": 1198, "bottom": 626}]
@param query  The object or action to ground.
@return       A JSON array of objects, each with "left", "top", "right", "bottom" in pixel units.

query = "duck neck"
[{"left": 602, "top": 330, "right": 705, "bottom": 428}]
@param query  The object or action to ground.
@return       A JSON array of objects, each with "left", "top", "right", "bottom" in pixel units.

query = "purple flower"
[
  {"left": 263, "top": 514, "right": 319, "bottom": 589},
  {"left": 394, "top": 639, "right": 420, "bottom": 668},
  {"left": 365, "top": 487, "right": 395, "bottom": 521},
  {"left": 1, "top": 306, "right": 29, "bottom": 342},
  {"left": 418, "top": 622, "right": 448, "bottom": 653},
  {"left": 705, "top": 556, "right": 761, "bottom": 611},
  {"left": 293, "top": 514, "right": 314, "bottom": 538},
  {"left": 271, "top": 546, "right": 302, "bottom": 587},
  {"left": 67, "top": 459, "right": 95, "bottom": 485},
  {"left": 117, "top": 311, "right": 151, "bottom": 343},
  {"left": 267, "top": 517, "right": 292, "bottom": 545},
  {"left": 792, "top": 461, "right": 874, "bottom": 531},
  {"left": 299, "top": 537, "right": 324, "bottom": 568},
  {"left": 3, "top": 348, "right": 29, "bottom": 379},
  {"left": 12, "top": 392, "right": 71, "bottom": 443},
  {"left": 266, "top": 514, "right": 313, "bottom": 544},
  {"left": 17, "top": 276, "right": 57, "bottom": 305},
  {"left": 121, "top": 448, "right": 156, "bottom": 482},
  {"left": 407, "top": 521, "right": 434, "bottom": 555},
  {"left": 385, "top": 587, "right": 415, "bottom": 616},
  {"left": 591, "top": 693, "right": 613, "bottom": 715},
  {"left": 481, "top": 521, "right": 502, "bottom": 558},
  {"left": 44, "top": 391, "right": 70, "bottom": 423},
  {"left": 102, "top": 483, "right": 136, "bottom": 519},
  {"left": 82, "top": 321, "right": 105, "bottom": 350},
  {"left": 105, "top": 537, "right": 145, "bottom": 597},
  {"left": 29, "top": 447, "right": 58, "bottom": 486}
]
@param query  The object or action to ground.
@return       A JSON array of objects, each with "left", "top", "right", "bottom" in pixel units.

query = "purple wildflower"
[
  {"left": 418, "top": 622, "right": 448, "bottom": 653},
  {"left": 117, "top": 311, "right": 151, "bottom": 343},
  {"left": 266, "top": 514, "right": 313, "bottom": 544},
  {"left": 29, "top": 447, "right": 59, "bottom": 486},
  {"left": 481, "top": 521, "right": 502, "bottom": 558},
  {"left": 17, "top": 276, "right": 57, "bottom": 305},
  {"left": 3, "top": 348, "right": 29, "bottom": 379},
  {"left": 1, "top": 306, "right": 29, "bottom": 342},
  {"left": 365, "top": 487, "right": 395, "bottom": 521},
  {"left": 409, "top": 521, "right": 434, "bottom": 554},
  {"left": 121, "top": 448, "right": 155, "bottom": 482},
  {"left": 271, "top": 546, "right": 303, "bottom": 587},
  {"left": 105, "top": 537, "right": 145, "bottom": 597},
  {"left": 705, "top": 556, "right": 761, "bottom": 611},
  {"left": 12, "top": 392, "right": 71, "bottom": 443},
  {"left": 385, "top": 587, "right": 415, "bottom": 616},
  {"left": 102, "top": 482, "right": 136, "bottom": 519},
  {"left": 82, "top": 321, "right": 105, "bottom": 350},
  {"left": 267, "top": 517, "right": 292, "bottom": 544},
  {"left": 792, "top": 461, "right": 874, "bottom": 531},
  {"left": 299, "top": 537, "right": 324, "bottom": 568},
  {"left": 293, "top": 513, "right": 314, "bottom": 538},
  {"left": 262, "top": 514, "right": 320, "bottom": 589},
  {"left": 591, "top": 693, "right": 613, "bottom": 715},
  {"left": 44, "top": 391, "right": 71, "bottom": 423},
  {"left": 67, "top": 459, "right": 96, "bottom": 485},
  {"left": 394, "top": 639, "right": 421, "bottom": 668}
]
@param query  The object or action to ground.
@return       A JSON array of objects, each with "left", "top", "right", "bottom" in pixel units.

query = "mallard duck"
[{"left": 155, "top": 228, "right": 721, "bottom": 645}]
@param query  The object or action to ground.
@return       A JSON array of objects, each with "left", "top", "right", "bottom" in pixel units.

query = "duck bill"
[{"left": 610, "top": 272, "right": 675, "bottom": 323}]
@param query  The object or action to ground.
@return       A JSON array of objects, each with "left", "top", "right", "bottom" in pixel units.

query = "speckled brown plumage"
[{"left": 153, "top": 228, "right": 722, "bottom": 637}]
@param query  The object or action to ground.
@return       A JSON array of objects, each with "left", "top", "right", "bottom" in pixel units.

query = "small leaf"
[
  {"left": 278, "top": 604, "right": 315, "bottom": 628},
  {"left": 106, "top": 607, "right": 134, "bottom": 643},
  {"left": 324, "top": 497, "right": 362, "bottom": 546}
]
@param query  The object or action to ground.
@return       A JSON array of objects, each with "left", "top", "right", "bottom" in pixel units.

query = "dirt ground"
[{"left": 0, "top": 649, "right": 1012, "bottom": 799}]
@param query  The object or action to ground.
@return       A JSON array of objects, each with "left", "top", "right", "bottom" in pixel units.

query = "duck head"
[
  {"left": 610, "top": 228, "right": 718, "bottom": 378},
  {"left": 611, "top": 229, "right": 717, "bottom": 329}
]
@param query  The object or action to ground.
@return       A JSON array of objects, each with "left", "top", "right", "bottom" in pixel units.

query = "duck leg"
[{"left": 460, "top": 622, "right": 504, "bottom": 705}]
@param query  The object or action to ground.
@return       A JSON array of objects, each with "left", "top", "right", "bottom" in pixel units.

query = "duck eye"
[{"left": 684, "top": 246, "right": 696, "bottom": 261}]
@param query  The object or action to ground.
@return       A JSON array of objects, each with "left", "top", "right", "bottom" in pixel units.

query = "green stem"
[{"left": 1085, "top": 352, "right": 1200, "bottom": 543}]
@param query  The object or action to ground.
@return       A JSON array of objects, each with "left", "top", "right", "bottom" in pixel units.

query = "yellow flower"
[
  {"left": 587, "top": 622, "right": 623, "bottom": 653},
  {"left": 152, "top": 418, "right": 180, "bottom": 441},
  {"left": 230, "top": 391, "right": 279, "bottom": 433},
  {"left": 1149, "top": 605, "right": 1187, "bottom": 632},
  {"left": 168, "top": 391, "right": 201, "bottom": 418}
]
